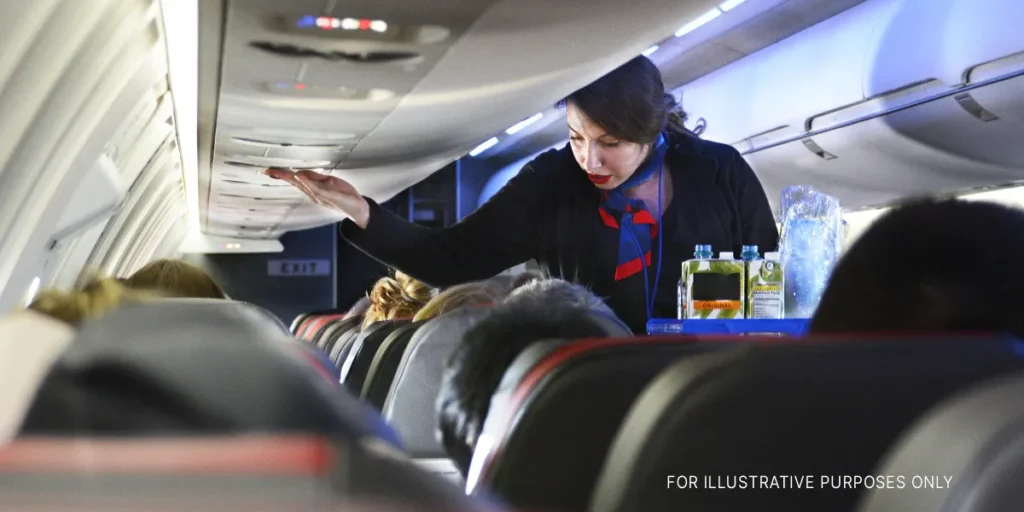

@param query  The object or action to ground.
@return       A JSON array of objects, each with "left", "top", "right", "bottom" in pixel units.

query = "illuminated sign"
[{"left": 296, "top": 16, "right": 387, "bottom": 33}]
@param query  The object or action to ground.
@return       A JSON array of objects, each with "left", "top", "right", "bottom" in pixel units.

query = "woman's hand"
[{"left": 264, "top": 169, "right": 370, "bottom": 228}]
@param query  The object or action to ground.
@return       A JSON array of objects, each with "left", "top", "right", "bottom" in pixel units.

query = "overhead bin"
[
  {"left": 51, "top": 156, "right": 126, "bottom": 244},
  {"left": 679, "top": 0, "right": 1024, "bottom": 212}
]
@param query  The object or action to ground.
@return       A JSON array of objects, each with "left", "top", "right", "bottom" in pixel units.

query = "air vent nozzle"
[
  {"left": 232, "top": 136, "right": 348, "bottom": 149},
  {"left": 250, "top": 41, "right": 421, "bottom": 64}
]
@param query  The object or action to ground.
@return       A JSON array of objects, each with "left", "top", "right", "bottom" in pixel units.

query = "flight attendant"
[{"left": 267, "top": 56, "right": 779, "bottom": 333}]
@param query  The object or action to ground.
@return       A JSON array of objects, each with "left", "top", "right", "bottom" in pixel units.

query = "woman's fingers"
[{"left": 265, "top": 168, "right": 320, "bottom": 202}]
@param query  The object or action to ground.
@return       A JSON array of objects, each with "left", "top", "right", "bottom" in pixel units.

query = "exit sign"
[{"left": 267, "top": 259, "right": 331, "bottom": 277}]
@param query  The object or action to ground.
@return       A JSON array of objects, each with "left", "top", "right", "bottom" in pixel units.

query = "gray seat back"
[
  {"left": 382, "top": 306, "right": 493, "bottom": 458},
  {"left": 858, "top": 370, "right": 1024, "bottom": 512}
]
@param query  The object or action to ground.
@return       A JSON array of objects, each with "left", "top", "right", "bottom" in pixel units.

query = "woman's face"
[{"left": 566, "top": 102, "right": 650, "bottom": 190}]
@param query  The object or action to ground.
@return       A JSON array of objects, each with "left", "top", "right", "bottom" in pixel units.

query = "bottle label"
[{"left": 693, "top": 300, "right": 742, "bottom": 310}]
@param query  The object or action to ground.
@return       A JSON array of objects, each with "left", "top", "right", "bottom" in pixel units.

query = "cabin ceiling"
[
  {"left": 485, "top": 0, "right": 870, "bottom": 170},
  {"left": 198, "top": 0, "right": 729, "bottom": 239}
]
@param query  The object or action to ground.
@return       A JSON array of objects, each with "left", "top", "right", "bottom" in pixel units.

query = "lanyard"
[{"left": 626, "top": 165, "right": 665, "bottom": 320}]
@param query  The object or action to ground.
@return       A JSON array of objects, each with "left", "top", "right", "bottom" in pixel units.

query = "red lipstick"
[{"left": 588, "top": 174, "right": 612, "bottom": 185}]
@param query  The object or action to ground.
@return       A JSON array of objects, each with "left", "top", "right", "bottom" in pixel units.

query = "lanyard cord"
[{"left": 626, "top": 165, "right": 665, "bottom": 320}]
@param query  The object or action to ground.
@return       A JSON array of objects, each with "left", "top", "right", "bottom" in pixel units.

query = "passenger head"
[
  {"left": 560, "top": 55, "right": 688, "bottom": 190},
  {"left": 123, "top": 259, "right": 226, "bottom": 299},
  {"left": 811, "top": 199, "right": 1024, "bottom": 338},
  {"left": 436, "top": 301, "right": 613, "bottom": 475},
  {"left": 28, "top": 277, "right": 157, "bottom": 327},
  {"left": 413, "top": 281, "right": 505, "bottom": 322},
  {"left": 505, "top": 277, "right": 613, "bottom": 316},
  {"left": 363, "top": 271, "right": 434, "bottom": 328},
  {"left": 509, "top": 269, "right": 545, "bottom": 290}
]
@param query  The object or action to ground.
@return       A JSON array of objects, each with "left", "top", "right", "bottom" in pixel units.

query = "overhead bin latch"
[
  {"left": 801, "top": 138, "right": 837, "bottom": 160},
  {"left": 954, "top": 92, "right": 1000, "bottom": 122}
]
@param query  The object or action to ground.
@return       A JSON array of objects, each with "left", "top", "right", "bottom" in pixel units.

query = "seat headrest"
[
  {"left": 858, "top": 371, "right": 1024, "bottom": 512},
  {"left": 20, "top": 301, "right": 384, "bottom": 440},
  {"left": 584, "top": 309, "right": 633, "bottom": 337},
  {"left": 383, "top": 306, "right": 493, "bottom": 457},
  {"left": 0, "top": 435, "right": 505, "bottom": 511},
  {"left": 467, "top": 336, "right": 732, "bottom": 509},
  {"left": 112, "top": 298, "right": 290, "bottom": 342},
  {"left": 0, "top": 312, "right": 74, "bottom": 444},
  {"left": 591, "top": 335, "right": 1024, "bottom": 512}
]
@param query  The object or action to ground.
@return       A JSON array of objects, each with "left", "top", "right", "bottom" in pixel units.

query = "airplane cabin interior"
[{"left": 0, "top": 0, "right": 1023, "bottom": 510}]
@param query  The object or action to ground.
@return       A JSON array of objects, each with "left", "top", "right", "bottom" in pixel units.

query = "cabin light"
[
  {"left": 719, "top": 0, "right": 746, "bottom": 11},
  {"left": 675, "top": 8, "right": 721, "bottom": 37},
  {"left": 642, "top": 45, "right": 659, "bottom": 57},
  {"left": 22, "top": 276, "right": 41, "bottom": 307},
  {"left": 469, "top": 137, "right": 499, "bottom": 157},
  {"left": 298, "top": 16, "right": 388, "bottom": 32},
  {"left": 505, "top": 113, "right": 543, "bottom": 135}
]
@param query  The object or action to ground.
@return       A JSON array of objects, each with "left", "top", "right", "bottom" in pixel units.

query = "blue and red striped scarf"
[{"left": 597, "top": 134, "right": 669, "bottom": 281}]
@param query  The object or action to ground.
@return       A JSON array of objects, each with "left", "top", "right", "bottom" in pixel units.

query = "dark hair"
[
  {"left": 436, "top": 301, "right": 611, "bottom": 476},
  {"left": 810, "top": 198, "right": 1024, "bottom": 338},
  {"left": 559, "top": 55, "right": 689, "bottom": 144}
]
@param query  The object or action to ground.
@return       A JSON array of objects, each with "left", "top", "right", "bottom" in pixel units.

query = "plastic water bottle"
[
  {"left": 783, "top": 219, "right": 832, "bottom": 318},
  {"left": 678, "top": 244, "right": 714, "bottom": 319},
  {"left": 741, "top": 245, "right": 759, "bottom": 261}
]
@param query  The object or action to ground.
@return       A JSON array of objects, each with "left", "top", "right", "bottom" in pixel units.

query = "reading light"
[
  {"left": 505, "top": 113, "right": 543, "bottom": 135},
  {"left": 642, "top": 45, "right": 659, "bottom": 57},
  {"left": 469, "top": 137, "right": 499, "bottom": 157},
  {"left": 675, "top": 8, "right": 721, "bottom": 37}
]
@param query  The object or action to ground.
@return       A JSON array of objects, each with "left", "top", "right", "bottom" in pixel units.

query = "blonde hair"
[
  {"left": 362, "top": 271, "right": 434, "bottom": 328},
  {"left": 413, "top": 282, "right": 504, "bottom": 322},
  {"left": 28, "top": 276, "right": 158, "bottom": 326},
  {"left": 123, "top": 259, "right": 226, "bottom": 299}
]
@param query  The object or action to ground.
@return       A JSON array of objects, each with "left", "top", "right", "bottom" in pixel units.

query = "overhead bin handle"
[{"left": 954, "top": 92, "right": 1001, "bottom": 122}]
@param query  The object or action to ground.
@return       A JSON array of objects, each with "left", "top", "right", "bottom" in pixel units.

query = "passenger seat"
[
  {"left": 363, "top": 321, "right": 425, "bottom": 410},
  {"left": 383, "top": 307, "right": 493, "bottom": 481},
  {"left": 340, "top": 318, "right": 410, "bottom": 394},
  {"left": 20, "top": 299, "right": 390, "bottom": 441},
  {"left": 467, "top": 334, "right": 725, "bottom": 512},
  {"left": 858, "top": 370, "right": 1024, "bottom": 512},
  {"left": 590, "top": 335, "right": 1024, "bottom": 512}
]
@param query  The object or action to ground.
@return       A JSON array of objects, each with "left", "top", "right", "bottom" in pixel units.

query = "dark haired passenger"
[
  {"left": 811, "top": 199, "right": 1024, "bottom": 338},
  {"left": 266, "top": 55, "right": 778, "bottom": 334},
  {"left": 436, "top": 279, "right": 624, "bottom": 476}
]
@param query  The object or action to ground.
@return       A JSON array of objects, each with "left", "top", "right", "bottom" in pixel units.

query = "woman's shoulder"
[
  {"left": 668, "top": 132, "right": 754, "bottom": 184},
  {"left": 668, "top": 131, "right": 742, "bottom": 162},
  {"left": 515, "top": 143, "right": 587, "bottom": 190},
  {"left": 523, "top": 143, "right": 575, "bottom": 174}
]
